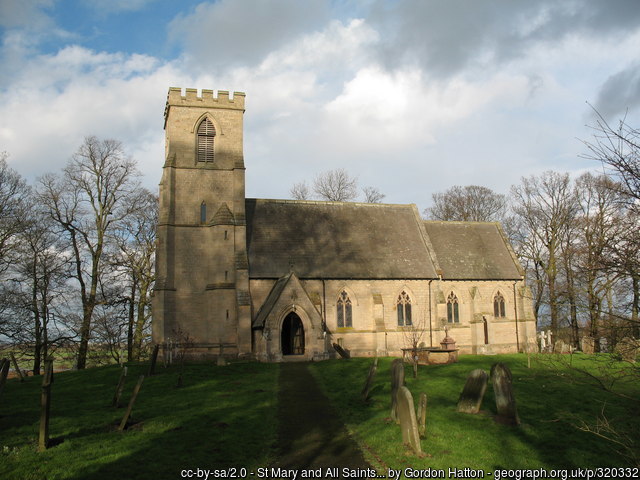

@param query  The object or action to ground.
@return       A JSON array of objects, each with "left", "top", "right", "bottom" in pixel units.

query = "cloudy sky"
[{"left": 1, "top": 0, "right": 639, "bottom": 212}]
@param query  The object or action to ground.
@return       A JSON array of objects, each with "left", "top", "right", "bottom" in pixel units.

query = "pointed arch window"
[
  {"left": 197, "top": 118, "right": 215, "bottom": 163},
  {"left": 397, "top": 291, "right": 412, "bottom": 326},
  {"left": 447, "top": 292, "right": 459, "bottom": 323},
  {"left": 494, "top": 292, "right": 506, "bottom": 318},
  {"left": 337, "top": 291, "right": 352, "bottom": 328}
]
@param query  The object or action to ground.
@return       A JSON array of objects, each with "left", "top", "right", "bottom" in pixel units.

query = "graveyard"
[{"left": 0, "top": 353, "right": 638, "bottom": 479}]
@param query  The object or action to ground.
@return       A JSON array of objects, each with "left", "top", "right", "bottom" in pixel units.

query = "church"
[{"left": 152, "top": 87, "right": 537, "bottom": 362}]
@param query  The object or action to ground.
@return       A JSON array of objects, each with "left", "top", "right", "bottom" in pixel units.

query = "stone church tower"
[{"left": 153, "top": 88, "right": 252, "bottom": 357}]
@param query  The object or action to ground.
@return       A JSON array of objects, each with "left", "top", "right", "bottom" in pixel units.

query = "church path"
[{"left": 271, "top": 362, "right": 374, "bottom": 475}]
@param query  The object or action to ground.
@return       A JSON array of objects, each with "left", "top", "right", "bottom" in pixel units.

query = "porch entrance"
[{"left": 282, "top": 312, "right": 305, "bottom": 355}]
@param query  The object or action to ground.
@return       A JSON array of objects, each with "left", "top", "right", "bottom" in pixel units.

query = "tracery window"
[
  {"left": 494, "top": 292, "right": 506, "bottom": 318},
  {"left": 397, "top": 291, "right": 412, "bottom": 326},
  {"left": 447, "top": 292, "right": 459, "bottom": 323},
  {"left": 337, "top": 291, "right": 352, "bottom": 328},
  {"left": 197, "top": 118, "right": 215, "bottom": 163}
]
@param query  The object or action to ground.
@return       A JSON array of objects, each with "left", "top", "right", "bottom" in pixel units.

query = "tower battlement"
[{"left": 164, "top": 87, "right": 245, "bottom": 125}]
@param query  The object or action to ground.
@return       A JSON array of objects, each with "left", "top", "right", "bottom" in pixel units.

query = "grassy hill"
[{"left": 0, "top": 354, "right": 637, "bottom": 479}]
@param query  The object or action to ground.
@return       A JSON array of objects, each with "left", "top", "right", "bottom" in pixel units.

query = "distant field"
[{"left": 0, "top": 354, "right": 637, "bottom": 479}]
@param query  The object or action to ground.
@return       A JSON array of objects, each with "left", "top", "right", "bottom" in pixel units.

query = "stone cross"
[
  {"left": 490, "top": 362, "right": 520, "bottom": 426},
  {"left": 457, "top": 369, "right": 488, "bottom": 414},
  {"left": 396, "top": 386, "right": 422, "bottom": 454},
  {"left": 390, "top": 358, "right": 405, "bottom": 423},
  {"left": 538, "top": 331, "right": 546, "bottom": 351},
  {"left": 546, "top": 330, "right": 553, "bottom": 350}
]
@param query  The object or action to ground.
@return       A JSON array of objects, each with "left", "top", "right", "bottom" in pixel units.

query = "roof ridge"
[{"left": 247, "top": 197, "right": 413, "bottom": 208}]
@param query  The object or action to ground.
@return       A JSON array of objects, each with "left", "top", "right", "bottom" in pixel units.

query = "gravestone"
[
  {"left": 417, "top": 392, "right": 427, "bottom": 438},
  {"left": 581, "top": 336, "right": 595, "bottom": 354},
  {"left": 615, "top": 337, "right": 638, "bottom": 363},
  {"left": 490, "top": 362, "right": 520, "bottom": 426},
  {"left": 148, "top": 344, "right": 160, "bottom": 376},
  {"left": 112, "top": 366, "right": 128, "bottom": 407},
  {"left": 553, "top": 339, "right": 565, "bottom": 354},
  {"left": 396, "top": 386, "right": 422, "bottom": 454},
  {"left": 361, "top": 358, "right": 378, "bottom": 401},
  {"left": 599, "top": 337, "right": 608, "bottom": 353},
  {"left": 10, "top": 353, "right": 24, "bottom": 382},
  {"left": 538, "top": 331, "right": 546, "bottom": 352},
  {"left": 0, "top": 358, "right": 9, "bottom": 398},
  {"left": 390, "top": 359, "right": 405, "bottom": 422},
  {"left": 332, "top": 343, "right": 350, "bottom": 359},
  {"left": 546, "top": 330, "right": 553, "bottom": 352},
  {"left": 119, "top": 375, "right": 145, "bottom": 431},
  {"left": 39, "top": 359, "right": 54, "bottom": 451},
  {"left": 456, "top": 369, "right": 488, "bottom": 414}
]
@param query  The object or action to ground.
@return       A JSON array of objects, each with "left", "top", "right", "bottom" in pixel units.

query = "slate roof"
[
  {"left": 245, "top": 199, "right": 438, "bottom": 279},
  {"left": 423, "top": 221, "right": 523, "bottom": 280}
]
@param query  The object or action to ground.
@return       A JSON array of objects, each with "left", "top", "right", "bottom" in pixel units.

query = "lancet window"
[
  {"left": 447, "top": 292, "right": 459, "bottom": 323},
  {"left": 494, "top": 292, "right": 506, "bottom": 318},
  {"left": 197, "top": 118, "right": 215, "bottom": 163},
  {"left": 397, "top": 291, "right": 412, "bottom": 326},
  {"left": 337, "top": 291, "right": 352, "bottom": 328}
]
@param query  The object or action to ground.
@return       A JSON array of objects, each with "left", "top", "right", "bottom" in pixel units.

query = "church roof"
[
  {"left": 423, "top": 221, "right": 523, "bottom": 280},
  {"left": 245, "top": 199, "right": 439, "bottom": 279}
]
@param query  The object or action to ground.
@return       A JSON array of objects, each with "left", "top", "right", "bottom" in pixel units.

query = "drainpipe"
[
  {"left": 428, "top": 280, "right": 433, "bottom": 347},
  {"left": 513, "top": 281, "right": 520, "bottom": 352}
]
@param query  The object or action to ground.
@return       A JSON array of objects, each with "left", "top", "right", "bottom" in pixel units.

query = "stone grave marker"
[
  {"left": 361, "top": 358, "right": 378, "bottom": 401},
  {"left": 396, "top": 386, "right": 422, "bottom": 454},
  {"left": 148, "top": 344, "right": 160, "bottom": 376},
  {"left": 10, "top": 353, "right": 24, "bottom": 382},
  {"left": 581, "top": 336, "right": 595, "bottom": 354},
  {"left": 119, "top": 375, "right": 145, "bottom": 431},
  {"left": 553, "top": 339, "right": 565, "bottom": 354},
  {"left": 390, "top": 358, "right": 405, "bottom": 422},
  {"left": 0, "top": 358, "right": 9, "bottom": 398},
  {"left": 39, "top": 359, "right": 54, "bottom": 451},
  {"left": 112, "top": 366, "right": 128, "bottom": 407},
  {"left": 615, "top": 337, "right": 638, "bottom": 363},
  {"left": 457, "top": 369, "right": 488, "bottom": 414},
  {"left": 490, "top": 362, "right": 520, "bottom": 426},
  {"left": 332, "top": 342, "right": 350, "bottom": 359},
  {"left": 417, "top": 392, "right": 427, "bottom": 438}
]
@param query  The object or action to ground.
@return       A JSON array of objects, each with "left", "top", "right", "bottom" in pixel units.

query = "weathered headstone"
[
  {"left": 390, "top": 358, "right": 405, "bottom": 422},
  {"left": 0, "top": 358, "right": 9, "bottom": 398},
  {"left": 581, "top": 336, "right": 595, "bottom": 354},
  {"left": 39, "top": 359, "right": 54, "bottom": 451},
  {"left": 553, "top": 339, "right": 565, "bottom": 354},
  {"left": 332, "top": 342, "right": 350, "bottom": 359},
  {"left": 416, "top": 392, "right": 427, "bottom": 438},
  {"left": 361, "top": 358, "right": 378, "bottom": 401},
  {"left": 10, "top": 353, "right": 24, "bottom": 382},
  {"left": 148, "top": 344, "right": 160, "bottom": 376},
  {"left": 490, "top": 362, "right": 520, "bottom": 426},
  {"left": 599, "top": 337, "right": 608, "bottom": 353},
  {"left": 112, "top": 366, "right": 128, "bottom": 407},
  {"left": 615, "top": 337, "right": 638, "bottom": 363},
  {"left": 396, "top": 386, "right": 422, "bottom": 454},
  {"left": 119, "top": 375, "right": 145, "bottom": 431},
  {"left": 457, "top": 369, "right": 488, "bottom": 414}
]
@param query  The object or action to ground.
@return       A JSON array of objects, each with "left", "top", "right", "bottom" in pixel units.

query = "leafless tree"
[
  {"left": 362, "top": 186, "right": 386, "bottom": 203},
  {"left": 37, "top": 136, "right": 142, "bottom": 369},
  {"left": 290, "top": 181, "right": 311, "bottom": 200},
  {"left": 313, "top": 168, "right": 358, "bottom": 202},
  {"left": 0, "top": 153, "right": 31, "bottom": 273},
  {"left": 424, "top": 185, "right": 507, "bottom": 222},
  {"left": 511, "top": 171, "right": 578, "bottom": 335}
]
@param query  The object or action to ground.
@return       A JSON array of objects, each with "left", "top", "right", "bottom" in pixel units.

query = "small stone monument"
[
  {"left": 457, "top": 369, "right": 488, "bottom": 414},
  {"left": 361, "top": 358, "right": 378, "bottom": 401},
  {"left": 546, "top": 330, "right": 553, "bottom": 351},
  {"left": 490, "top": 362, "right": 520, "bottom": 426},
  {"left": 615, "top": 337, "right": 638, "bottom": 363},
  {"left": 332, "top": 342, "right": 350, "bottom": 359},
  {"left": 599, "top": 337, "right": 608, "bottom": 353},
  {"left": 390, "top": 358, "right": 405, "bottom": 422},
  {"left": 396, "top": 386, "right": 422, "bottom": 454},
  {"left": 538, "top": 331, "right": 546, "bottom": 352},
  {"left": 553, "top": 339, "right": 565, "bottom": 354},
  {"left": 581, "top": 336, "right": 595, "bottom": 354}
]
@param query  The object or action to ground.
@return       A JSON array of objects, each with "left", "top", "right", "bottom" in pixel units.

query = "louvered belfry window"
[{"left": 197, "top": 118, "right": 215, "bottom": 162}]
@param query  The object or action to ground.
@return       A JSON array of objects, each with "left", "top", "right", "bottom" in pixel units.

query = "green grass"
[
  {"left": 1, "top": 354, "right": 638, "bottom": 479},
  {"left": 0, "top": 362, "right": 279, "bottom": 480},
  {"left": 309, "top": 354, "right": 640, "bottom": 471}
]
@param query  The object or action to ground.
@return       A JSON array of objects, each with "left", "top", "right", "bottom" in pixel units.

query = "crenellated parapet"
[{"left": 164, "top": 87, "right": 245, "bottom": 126}]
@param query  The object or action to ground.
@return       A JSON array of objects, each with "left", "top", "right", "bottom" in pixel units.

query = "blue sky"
[{"left": 1, "top": 0, "right": 640, "bottom": 212}]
